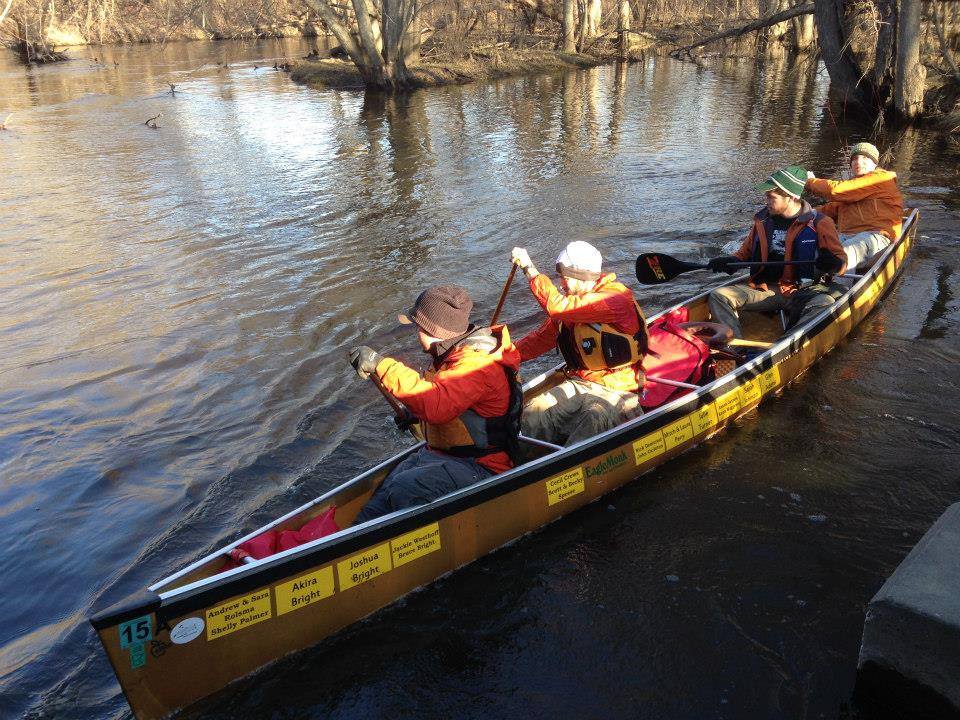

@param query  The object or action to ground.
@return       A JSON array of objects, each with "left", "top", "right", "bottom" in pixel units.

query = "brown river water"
[{"left": 1, "top": 37, "right": 959, "bottom": 720}]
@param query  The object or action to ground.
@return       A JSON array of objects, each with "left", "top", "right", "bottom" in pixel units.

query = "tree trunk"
[
  {"left": 399, "top": 8, "right": 420, "bottom": 66},
  {"left": 870, "top": 0, "right": 896, "bottom": 109},
  {"left": 306, "top": 0, "right": 421, "bottom": 90},
  {"left": 893, "top": 0, "right": 925, "bottom": 121},
  {"left": 812, "top": 0, "right": 874, "bottom": 111},
  {"left": 576, "top": 0, "right": 588, "bottom": 49},
  {"left": 617, "top": 0, "right": 631, "bottom": 58},
  {"left": 790, "top": 0, "right": 816, "bottom": 53},
  {"left": 0, "top": 0, "right": 14, "bottom": 25},
  {"left": 303, "top": 0, "right": 367, "bottom": 68},
  {"left": 763, "top": 0, "right": 790, "bottom": 45},
  {"left": 351, "top": 0, "right": 383, "bottom": 67},
  {"left": 562, "top": 0, "right": 576, "bottom": 51},
  {"left": 672, "top": 3, "right": 813, "bottom": 57},
  {"left": 382, "top": 0, "right": 418, "bottom": 87},
  {"left": 585, "top": 0, "right": 601, "bottom": 38}
]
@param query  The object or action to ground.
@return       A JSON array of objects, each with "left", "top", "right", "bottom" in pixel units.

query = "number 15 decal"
[{"left": 119, "top": 616, "right": 153, "bottom": 649}]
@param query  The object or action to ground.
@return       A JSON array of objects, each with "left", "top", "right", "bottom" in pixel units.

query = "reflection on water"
[{"left": 1, "top": 39, "right": 959, "bottom": 720}]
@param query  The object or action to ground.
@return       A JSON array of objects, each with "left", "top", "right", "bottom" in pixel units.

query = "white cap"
[{"left": 556, "top": 241, "right": 603, "bottom": 276}]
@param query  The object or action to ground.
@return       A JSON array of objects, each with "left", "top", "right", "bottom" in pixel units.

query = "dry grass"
[{"left": 289, "top": 58, "right": 366, "bottom": 88}]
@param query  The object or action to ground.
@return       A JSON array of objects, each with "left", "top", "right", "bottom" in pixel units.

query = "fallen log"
[{"left": 670, "top": 3, "right": 814, "bottom": 58}]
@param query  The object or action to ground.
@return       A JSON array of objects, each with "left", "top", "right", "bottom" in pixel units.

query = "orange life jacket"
[
  {"left": 420, "top": 333, "right": 523, "bottom": 463},
  {"left": 556, "top": 299, "right": 648, "bottom": 372}
]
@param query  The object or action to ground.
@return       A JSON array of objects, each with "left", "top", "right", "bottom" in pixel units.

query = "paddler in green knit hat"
[{"left": 706, "top": 165, "right": 848, "bottom": 337}]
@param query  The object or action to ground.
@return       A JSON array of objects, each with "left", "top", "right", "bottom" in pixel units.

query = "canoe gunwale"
[
  {"left": 145, "top": 442, "right": 427, "bottom": 595},
  {"left": 90, "top": 210, "right": 917, "bottom": 633}
]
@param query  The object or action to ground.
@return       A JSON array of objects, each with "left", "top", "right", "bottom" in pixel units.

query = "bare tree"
[
  {"left": 789, "top": 0, "right": 815, "bottom": 52},
  {"left": 870, "top": 0, "right": 896, "bottom": 107},
  {"left": 0, "top": 0, "right": 14, "bottom": 25},
  {"left": 617, "top": 0, "right": 630, "bottom": 58},
  {"left": 932, "top": 1, "right": 960, "bottom": 83},
  {"left": 812, "top": 0, "right": 874, "bottom": 109},
  {"left": 302, "top": 0, "right": 420, "bottom": 89},
  {"left": 893, "top": 0, "right": 925, "bottom": 119},
  {"left": 562, "top": 0, "right": 575, "bottom": 51}
]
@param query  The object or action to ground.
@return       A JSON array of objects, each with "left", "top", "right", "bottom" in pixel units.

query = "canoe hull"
[{"left": 91, "top": 211, "right": 918, "bottom": 719}]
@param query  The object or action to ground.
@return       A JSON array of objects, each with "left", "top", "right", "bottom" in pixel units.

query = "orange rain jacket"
[
  {"left": 805, "top": 169, "right": 904, "bottom": 240},
  {"left": 516, "top": 273, "right": 645, "bottom": 393},
  {"left": 373, "top": 325, "right": 521, "bottom": 474}
]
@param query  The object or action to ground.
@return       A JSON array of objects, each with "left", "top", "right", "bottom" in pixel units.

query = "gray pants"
[
  {"left": 842, "top": 230, "right": 890, "bottom": 270},
  {"left": 708, "top": 284, "right": 792, "bottom": 338},
  {"left": 522, "top": 377, "right": 641, "bottom": 446},
  {"left": 354, "top": 448, "right": 491, "bottom": 524},
  {"left": 785, "top": 281, "right": 847, "bottom": 328},
  {"left": 709, "top": 282, "right": 847, "bottom": 338}
]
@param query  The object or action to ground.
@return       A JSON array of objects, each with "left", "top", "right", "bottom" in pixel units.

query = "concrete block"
[{"left": 858, "top": 502, "right": 960, "bottom": 713}]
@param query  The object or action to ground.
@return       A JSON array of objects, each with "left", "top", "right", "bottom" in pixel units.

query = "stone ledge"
[{"left": 858, "top": 501, "right": 960, "bottom": 715}]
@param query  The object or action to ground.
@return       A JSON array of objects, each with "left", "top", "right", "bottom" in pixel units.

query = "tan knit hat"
[{"left": 850, "top": 142, "right": 880, "bottom": 164}]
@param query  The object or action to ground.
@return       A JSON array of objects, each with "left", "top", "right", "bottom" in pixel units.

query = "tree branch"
[
  {"left": 933, "top": 2, "right": 960, "bottom": 84},
  {"left": 0, "top": 0, "right": 14, "bottom": 25},
  {"left": 670, "top": 2, "right": 814, "bottom": 57},
  {"left": 301, "top": 0, "right": 365, "bottom": 65}
]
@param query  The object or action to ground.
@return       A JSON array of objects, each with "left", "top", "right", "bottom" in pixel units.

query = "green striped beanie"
[{"left": 754, "top": 165, "right": 807, "bottom": 199}]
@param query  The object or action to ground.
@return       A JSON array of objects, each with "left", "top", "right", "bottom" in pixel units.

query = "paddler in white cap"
[{"left": 510, "top": 241, "right": 649, "bottom": 446}]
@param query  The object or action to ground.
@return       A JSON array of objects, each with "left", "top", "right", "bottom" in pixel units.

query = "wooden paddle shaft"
[
  {"left": 490, "top": 263, "right": 519, "bottom": 326},
  {"left": 727, "top": 338, "right": 774, "bottom": 349},
  {"left": 370, "top": 372, "right": 406, "bottom": 416}
]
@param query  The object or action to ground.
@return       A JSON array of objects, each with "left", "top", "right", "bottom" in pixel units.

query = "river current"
[{"left": 1, "top": 38, "right": 958, "bottom": 719}]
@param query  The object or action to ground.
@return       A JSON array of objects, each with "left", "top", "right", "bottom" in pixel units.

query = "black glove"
[
  {"left": 814, "top": 252, "right": 844, "bottom": 275},
  {"left": 349, "top": 346, "right": 383, "bottom": 379},
  {"left": 394, "top": 407, "right": 418, "bottom": 431},
  {"left": 707, "top": 255, "right": 738, "bottom": 274}
]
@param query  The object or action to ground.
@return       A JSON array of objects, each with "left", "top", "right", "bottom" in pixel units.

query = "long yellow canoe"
[{"left": 90, "top": 210, "right": 918, "bottom": 719}]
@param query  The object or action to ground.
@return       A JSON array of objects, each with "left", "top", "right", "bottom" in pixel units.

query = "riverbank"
[{"left": 290, "top": 46, "right": 648, "bottom": 91}]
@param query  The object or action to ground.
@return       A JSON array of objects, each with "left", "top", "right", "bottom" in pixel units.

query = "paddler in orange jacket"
[
  {"left": 349, "top": 285, "right": 522, "bottom": 524},
  {"left": 511, "top": 241, "right": 648, "bottom": 446},
  {"left": 804, "top": 142, "right": 904, "bottom": 271}
]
